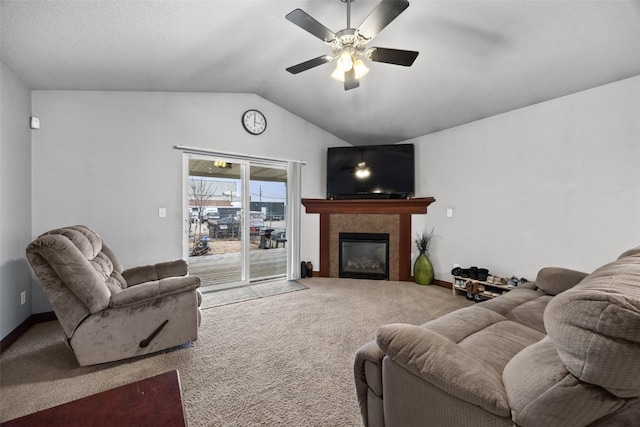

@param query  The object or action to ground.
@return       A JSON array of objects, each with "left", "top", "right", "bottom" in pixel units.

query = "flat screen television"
[{"left": 326, "top": 144, "right": 415, "bottom": 199}]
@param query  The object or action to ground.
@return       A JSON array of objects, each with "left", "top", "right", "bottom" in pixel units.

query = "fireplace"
[
  {"left": 301, "top": 198, "right": 436, "bottom": 281},
  {"left": 339, "top": 233, "right": 389, "bottom": 280}
]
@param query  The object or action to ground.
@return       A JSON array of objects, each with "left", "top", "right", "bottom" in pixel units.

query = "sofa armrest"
[
  {"left": 354, "top": 340, "right": 385, "bottom": 424},
  {"left": 376, "top": 323, "right": 511, "bottom": 417},
  {"left": 517, "top": 281, "right": 538, "bottom": 290},
  {"left": 109, "top": 275, "right": 200, "bottom": 308},
  {"left": 123, "top": 259, "right": 189, "bottom": 286},
  {"left": 534, "top": 267, "right": 589, "bottom": 296}
]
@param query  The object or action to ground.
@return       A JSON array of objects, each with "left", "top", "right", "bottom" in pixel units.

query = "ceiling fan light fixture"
[
  {"left": 353, "top": 59, "right": 369, "bottom": 78},
  {"left": 331, "top": 58, "right": 369, "bottom": 82},
  {"left": 330, "top": 66, "right": 345, "bottom": 82},
  {"left": 336, "top": 50, "right": 354, "bottom": 72}
]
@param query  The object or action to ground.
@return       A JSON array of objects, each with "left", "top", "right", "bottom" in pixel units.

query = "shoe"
[
  {"left": 487, "top": 275, "right": 497, "bottom": 284},
  {"left": 469, "top": 266, "right": 478, "bottom": 280},
  {"left": 477, "top": 268, "right": 489, "bottom": 281},
  {"left": 488, "top": 276, "right": 507, "bottom": 285},
  {"left": 306, "top": 262, "right": 313, "bottom": 277}
]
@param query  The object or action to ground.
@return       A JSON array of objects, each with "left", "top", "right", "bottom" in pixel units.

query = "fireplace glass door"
[{"left": 339, "top": 233, "right": 389, "bottom": 280}]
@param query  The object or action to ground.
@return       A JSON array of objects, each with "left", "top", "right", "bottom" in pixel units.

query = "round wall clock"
[{"left": 242, "top": 109, "right": 267, "bottom": 135}]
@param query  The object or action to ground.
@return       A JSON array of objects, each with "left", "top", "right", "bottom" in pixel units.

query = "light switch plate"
[
  {"left": 30, "top": 117, "right": 40, "bottom": 129},
  {"left": 159, "top": 207, "right": 167, "bottom": 218}
]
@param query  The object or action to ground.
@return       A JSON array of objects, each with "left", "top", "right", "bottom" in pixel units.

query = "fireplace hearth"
[{"left": 339, "top": 233, "right": 389, "bottom": 280}]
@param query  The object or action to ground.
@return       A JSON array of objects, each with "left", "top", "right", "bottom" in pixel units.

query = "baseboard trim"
[
  {"left": 433, "top": 279, "right": 452, "bottom": 289},
  {"left": 408, "top": 277, "right": 451, "bottom": 289},
  {"left": 0, "top": 311, "right": 57, "bottom": 353}
]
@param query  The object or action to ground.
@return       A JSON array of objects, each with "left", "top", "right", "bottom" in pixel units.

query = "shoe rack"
[{"left": 452, "top": 276, "right": 512, "bottom": 301}]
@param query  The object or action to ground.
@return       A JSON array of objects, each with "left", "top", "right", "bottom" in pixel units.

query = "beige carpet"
[
  {"left": 0, "top": 278, "right": 472, "bottom": 426},
  {"left": 201, "top": 280, "right": 308, "bottom": 308}
]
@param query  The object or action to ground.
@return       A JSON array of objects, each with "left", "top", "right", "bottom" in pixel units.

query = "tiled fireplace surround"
[{"left": 301, "top": 198, "right": 436, "bottom": 281}]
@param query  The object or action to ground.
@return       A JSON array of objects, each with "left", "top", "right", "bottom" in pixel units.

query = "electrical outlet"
[
  {"left": 20, "top": 291, "right": 26, "bottom": 305},
  {"left": 446, "top": 208, "right": 453, "bottom": 218}
]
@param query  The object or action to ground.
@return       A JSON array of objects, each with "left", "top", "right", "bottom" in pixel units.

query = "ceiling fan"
[{"left": 285, "top": 0, "right": 419, "bottom": 91}]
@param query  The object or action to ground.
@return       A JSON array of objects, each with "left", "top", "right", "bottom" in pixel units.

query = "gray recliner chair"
[{"left": 26, "top": 225, "right": 202, "bottom": 366}]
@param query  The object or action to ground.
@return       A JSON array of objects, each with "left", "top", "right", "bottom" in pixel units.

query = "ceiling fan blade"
[
  {"left": 286, "top": 55, "right": 333, "bottom": 74},
  {"left": 286, "top": 9, "right": 337, "bottom": 43},
  {"left": 344, "top": 68, "right": 359, "bottom": 91},
  {"left": 367, "top": 47, "right": 419, "bottom": 66},
  {"left": 356, "top": 0, "right": 410, "bottom": 41}
]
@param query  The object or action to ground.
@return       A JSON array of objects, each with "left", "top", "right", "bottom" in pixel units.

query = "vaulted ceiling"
[{"left": 2, "top": 0, "right": 640, "bottom": 146}]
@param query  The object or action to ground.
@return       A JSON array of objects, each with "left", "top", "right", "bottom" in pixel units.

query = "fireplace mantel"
[
  {"left": 301, "top": 197, "right": 435, "bottom": 215},
  {"left": 302, "top": 197, "right": 436, "bottom": 281}
]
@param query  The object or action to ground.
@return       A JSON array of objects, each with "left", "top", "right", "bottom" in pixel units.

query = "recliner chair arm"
[
  {"left": 123, "top": 259, "right": 189, "bottom": 286},
  {"left": 376, "top": 323, "right": 511, "bottom": 417},
  {"left": 110, "top": 275, "right": 200, "bottom": 308}
]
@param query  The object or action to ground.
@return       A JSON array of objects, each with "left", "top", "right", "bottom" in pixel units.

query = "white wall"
[
  {"left": 0, "top": 61, "right": 33, "bottom": 339},
  {"left": 21, "top": 76, "right": 640, "bottom": 316},
  {"left": 410, "top": 76, "right": 640, "bottom": 282},
  {"left": 31, "top": 91, "right": 348, "bottom": 312}
]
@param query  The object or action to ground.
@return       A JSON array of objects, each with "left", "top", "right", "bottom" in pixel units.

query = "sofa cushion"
[
  {"left": 105, "top": 270, "right": 128, "bottom": 293},
  {"left": 90, "top": 251, "right": 115, "bottom": 281},
  {"left": 423, "top": 305, "right": 505, "bottom": 343},
  {"left": 423, "top": 305, "right": 545, "bottom": 375},
  {"left": 377, "top": 324, "right": 512, "bottom": 417},
  {"left": 535, "top": 267, "right": 588, "bottom": 296},
  {"left": 478, "top": 288, "right": 550, "bottom": 333},
  {"left": 617, "top": 246, "right": 640, "bottom": 259},
  {"left": 544, "top": 249, "right": 640, "bottom": 398},
  {"left": 457, "top": 320, "right": 545, "bottom": 375},
  {"left": 503, "top": 337, "right": 626, "bottom": 426}
]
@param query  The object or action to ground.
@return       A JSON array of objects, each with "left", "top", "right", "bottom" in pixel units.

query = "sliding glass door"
[
  {"left": 185, "top": 155, "right": 288, "bottom": 289},
  {"left": 248, "top": 163, "right": 288, "bottom": 281}
]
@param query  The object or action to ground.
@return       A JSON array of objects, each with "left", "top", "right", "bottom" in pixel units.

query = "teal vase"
[{"left": 414, "top": 251, "right": 434, "bottom": 286}]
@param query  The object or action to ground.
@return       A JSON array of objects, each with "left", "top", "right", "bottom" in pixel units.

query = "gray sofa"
[
  {"left": 354, "top": 247, "right": 640, "bottom": 426},
  {"left": 26, "top": 225, "right": 202, "bottom": 366}
]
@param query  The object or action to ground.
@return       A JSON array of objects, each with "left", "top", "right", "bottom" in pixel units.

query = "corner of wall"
[{"left": 0, "top": 61, "right": 34, "bottom": 340}]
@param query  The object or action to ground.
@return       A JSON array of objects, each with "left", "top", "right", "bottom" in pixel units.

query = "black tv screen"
[{"left": 326, "top": 144, "right": 415, "bottom": 199}]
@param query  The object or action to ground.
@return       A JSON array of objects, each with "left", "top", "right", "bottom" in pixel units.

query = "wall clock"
[{"left": 242, "top": 109, "right": 267, "bottom": 135}]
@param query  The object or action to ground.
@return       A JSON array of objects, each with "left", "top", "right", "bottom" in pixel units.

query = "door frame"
[{"left": 179, "top": 147, "right": 303, "bottom": 282}]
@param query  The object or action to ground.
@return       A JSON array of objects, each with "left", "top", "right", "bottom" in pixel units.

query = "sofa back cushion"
[{"left": 544, "top": 247, "right": 640, "bottom": 398}]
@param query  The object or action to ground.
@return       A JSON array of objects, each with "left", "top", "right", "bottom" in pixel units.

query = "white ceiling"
[{"left": 2, "top": 0, "right": 640, "bottom": 146}]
